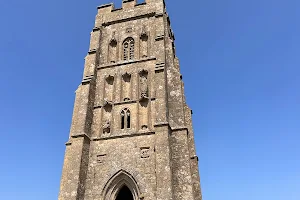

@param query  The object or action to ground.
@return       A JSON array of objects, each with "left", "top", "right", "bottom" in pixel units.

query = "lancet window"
[
  {"left": 123, "top": 38, "right": 135, "bottom": 61},
  {"left": 121, "top": 108, "right": 131, "bottom": 129}
]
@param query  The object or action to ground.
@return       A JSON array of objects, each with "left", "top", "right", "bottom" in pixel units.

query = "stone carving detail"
[
  {"left": 140, "top": 76, "right": 148, "bottom": 98},
  {"left": 103, "top": 99, "right": 112, "bottom": 135},
  {"left": 140, "top": 147, "right": 150, "bottom": 158},
  {"left": 103, "top": 120, "right": 111, "bottom": 134},
  {"left": 139, "top": 70, "right": 148, "bottom": 98},
  {"left": 106, "top": 75, "right": 114, "bottom": 85}
]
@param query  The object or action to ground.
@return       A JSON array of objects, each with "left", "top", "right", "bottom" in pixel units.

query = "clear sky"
[{"left": 0, "top": 0, "right": 299, "bottom": 199}]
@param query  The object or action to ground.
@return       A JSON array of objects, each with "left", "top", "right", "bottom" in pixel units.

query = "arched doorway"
[
  {"left": 116, "top": 186, "right": 134, "bottom": 200},
  {"left": 102, "top": 170, "right": 141, "bottom": 200}
]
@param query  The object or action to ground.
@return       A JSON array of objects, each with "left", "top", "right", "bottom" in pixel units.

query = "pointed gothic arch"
[
  {"left": 102, "top": 170, "right": 141, "bottom": 200},
  {"left": 121, "top": 108, "right": 131, "bottom": 129},
  {"left": 123, "top": 37, "right": 135, "bottom": 61}
]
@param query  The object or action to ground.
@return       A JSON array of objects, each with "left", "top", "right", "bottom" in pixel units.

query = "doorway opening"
[{"left": 116, "top": 185, "right": 134, "bottom": 200}]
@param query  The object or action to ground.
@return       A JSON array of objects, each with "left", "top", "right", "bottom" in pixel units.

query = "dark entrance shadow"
[{"left": 116, "top": 185, "right": 134, "bottom": 200}]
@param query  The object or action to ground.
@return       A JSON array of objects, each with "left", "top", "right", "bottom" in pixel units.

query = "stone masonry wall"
[{"left": 58, "top": 1, "right": 202, "bottom": 200}]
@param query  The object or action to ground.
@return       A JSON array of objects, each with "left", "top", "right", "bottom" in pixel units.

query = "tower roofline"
[{"left": 97, "top": 0, "right": 165, "bottom": 14}]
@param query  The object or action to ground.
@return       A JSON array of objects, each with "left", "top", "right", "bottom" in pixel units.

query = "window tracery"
[
  {"left": 121, "top": 108, "right": 131, "bottom": 129},
  {"left": 123, "top": 37, "right": 135, "bottom": 61}
]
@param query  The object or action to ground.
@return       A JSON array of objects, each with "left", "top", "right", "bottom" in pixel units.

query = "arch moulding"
[{"left": 101, "top": 169, "right": 144, "bottom": 200}]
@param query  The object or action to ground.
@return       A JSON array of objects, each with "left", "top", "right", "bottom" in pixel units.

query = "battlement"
[
  {"left": 97, "top": 3, "right": 114, "bottom": 13},
  {"left": 97, "top": 0, "right": 165, "bottom": 14}
]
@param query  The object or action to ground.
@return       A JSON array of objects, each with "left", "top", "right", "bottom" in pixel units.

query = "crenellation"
[
  {"left": 122, "top": 0, "right": 137, "bottom": 9},
  {"left": 97, "top": 3, "right": 114, "bottom": 14}
]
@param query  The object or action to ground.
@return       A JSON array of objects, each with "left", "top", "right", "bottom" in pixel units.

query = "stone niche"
[{"left": 121, "top": 72, "right": 132, "bottom": 101}]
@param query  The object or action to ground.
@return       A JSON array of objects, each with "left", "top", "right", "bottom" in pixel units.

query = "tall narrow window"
[
  {"left": 123, "top": 38, "right": 134, "bottom": 61},
  {"left": 121, "top": 111, "right": 125, "bottom": 129},
  {"left": 127, "top": 112, "right": 131, "bottom": 129},
  {"left": 121, "top": 108, "right": 131, "bottom": 129}
]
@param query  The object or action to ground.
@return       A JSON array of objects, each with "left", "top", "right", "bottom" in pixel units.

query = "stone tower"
[{"left": 58, "top": 0, "right": 202, "bottom": 200}]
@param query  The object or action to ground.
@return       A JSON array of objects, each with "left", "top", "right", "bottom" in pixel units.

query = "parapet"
[
  {"left": 97, "top": 0, "right": 165, "bottom": 14},
  {"left": 97, "top": 3, "right": 114, "bottom": 14}
]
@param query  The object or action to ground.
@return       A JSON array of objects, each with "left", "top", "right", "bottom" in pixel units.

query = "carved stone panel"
[{"left": 140, "top": 147, "right": 150, "bottom": 158}]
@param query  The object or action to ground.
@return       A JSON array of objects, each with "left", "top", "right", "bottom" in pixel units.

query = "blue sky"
[{"left": 0, "top": 0, "right": 299, "bottom": 199}]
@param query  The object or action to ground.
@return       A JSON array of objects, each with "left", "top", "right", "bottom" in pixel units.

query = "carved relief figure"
[
  {"left": 103, "top": 120, "right": 111, "bottom": 134},
  {"left": 140, "top": 76, "right": 148, "bottom": 98},
  {"left": 139, "top": 70, "right": 148, "bottom": 98},
  {"left": 103, "top": 102, "right": 112, "bottom": 135}
]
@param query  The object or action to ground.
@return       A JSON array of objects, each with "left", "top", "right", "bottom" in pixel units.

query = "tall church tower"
[{"left": 59, "top": 0, "right": 202, "bottom": 199}]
